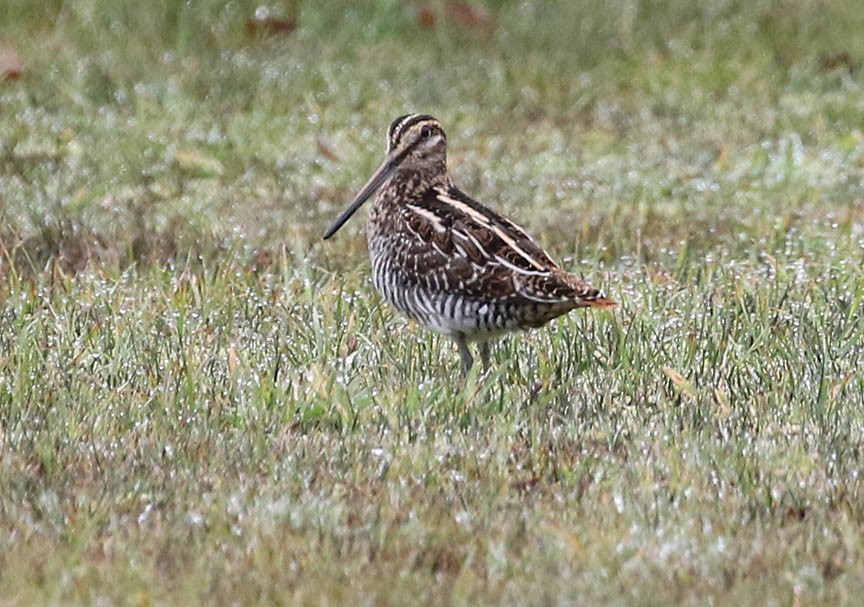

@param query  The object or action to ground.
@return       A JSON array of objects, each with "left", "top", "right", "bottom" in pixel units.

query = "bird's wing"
[{"left": 392, "top": 185, "right": 612, "bottom": 306}]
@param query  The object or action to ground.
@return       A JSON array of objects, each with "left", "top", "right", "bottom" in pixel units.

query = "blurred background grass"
[
  {"left": 2, "top": 1, "right": 864, "bottom": 605},
  {"left": 2, "top": 0, "right": 864, "bottom": 275}
]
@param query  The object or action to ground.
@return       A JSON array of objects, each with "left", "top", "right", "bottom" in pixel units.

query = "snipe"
[{"left": 324, "top": 114, "right": 615, "bottom": 372}]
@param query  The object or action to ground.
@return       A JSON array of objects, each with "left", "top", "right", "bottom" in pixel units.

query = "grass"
[{"left": 2, "top": 0, "right": 864, "bottom": 604}]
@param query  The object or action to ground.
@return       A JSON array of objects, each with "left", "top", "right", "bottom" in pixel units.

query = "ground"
[{"left": 1, "top": 1, "right": 864, "bottom": 605}]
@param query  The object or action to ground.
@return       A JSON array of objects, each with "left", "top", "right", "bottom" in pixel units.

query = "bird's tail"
[
  {"left": 580, "top": 292, "right": 617, "bottom": 308},
  {"left": 569, "top": 276, "right": 617, "bottom": 309}
]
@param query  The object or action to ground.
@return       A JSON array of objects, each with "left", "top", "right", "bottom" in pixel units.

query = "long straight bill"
[{"left": 323, "top": 152, "right": 401, "bottom": 239}]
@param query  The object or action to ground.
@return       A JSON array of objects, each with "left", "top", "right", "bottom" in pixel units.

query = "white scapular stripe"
[
  {"left": 406, "top": 204, "right": 448, "bottom": 233},
  {"left": 435, "top": 189, "right": 548, "bottom": 271}
]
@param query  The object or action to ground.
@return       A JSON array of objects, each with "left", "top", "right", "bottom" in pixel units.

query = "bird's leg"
[
  {"left": 478, "top": 341, "right": 491, "bottom": 371},
  {"left": 453, "top": 333, "right": 473, "bottom": 374}
]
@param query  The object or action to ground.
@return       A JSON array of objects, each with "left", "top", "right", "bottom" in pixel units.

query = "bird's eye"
[{"left": 420, "top": 125, "right": 432, "bottom": 138}]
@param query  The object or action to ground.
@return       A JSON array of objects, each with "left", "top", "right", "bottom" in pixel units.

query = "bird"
[{"left": 323, "top": 114, "right": 615, "bottom": 372}]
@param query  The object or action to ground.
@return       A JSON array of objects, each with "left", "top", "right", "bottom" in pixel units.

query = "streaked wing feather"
[
  {"left": 394, "top": 185, "right": 604, "bottom": 306},
  {"left": 428, "top": 186, "right": 559, "bottom": 271}
]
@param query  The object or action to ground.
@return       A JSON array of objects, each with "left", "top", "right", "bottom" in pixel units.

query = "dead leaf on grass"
[
  {"left": 662, "top": 366, "right": 697, "bottom": 398},
  {"left": 417, "top": 2, "right": 495, "bottom": 34},
  {"left": 0, "top": 48, "right": 22, "bottom": 81},
  {"left": 246, "top": 16, "right": 296, "bottom": 38}
]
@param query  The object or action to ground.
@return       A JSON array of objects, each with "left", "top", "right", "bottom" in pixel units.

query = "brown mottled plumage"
[{"left": 324, "top": 114, "right": 615, "bottom": 371}]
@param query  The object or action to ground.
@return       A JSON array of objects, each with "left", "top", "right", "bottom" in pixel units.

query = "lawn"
[{"left": 1, "top": 0, "right": 864, "bottom": 605}]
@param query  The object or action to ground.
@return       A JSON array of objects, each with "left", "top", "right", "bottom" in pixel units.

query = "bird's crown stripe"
[{"left": 390, "top": 114, "right": 434, "bottom": 148}]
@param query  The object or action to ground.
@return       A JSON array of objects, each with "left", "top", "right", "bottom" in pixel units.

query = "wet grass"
[{"left": 2, "top": 0, "right": 864, "bottom": 605}]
